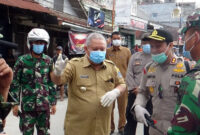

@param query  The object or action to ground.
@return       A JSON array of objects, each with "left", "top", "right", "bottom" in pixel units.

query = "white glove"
[
  {"left": 134, "top": 105, "right": 150, "bottom": 126},
  {"left": 53, "top": 54, "right": 68, "bottom": 76},
  {"left": 100, "top": 88, "right": 120, "bottom": 107}
]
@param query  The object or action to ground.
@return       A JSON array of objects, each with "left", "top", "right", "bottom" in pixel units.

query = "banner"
[
  {"left": 115, "top": 0, "right": 132, "bottom": 25},
  {"left": 88, "top": 7, "right": 105, "bottom": 29},
  {"left": 130, "top": 19, "right": 147, "bottom": 31},
  {"left": 68, "top": 31, "right": 88, "bottom": 55}
]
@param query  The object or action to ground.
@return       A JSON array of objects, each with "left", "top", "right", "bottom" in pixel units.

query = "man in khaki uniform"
[
  {"left": 51, "top": 33, "right": 126, "bottom": 135},
  {"left": 124, "top": 33, "right": 152, "bottom": 135},
  {"left": 132, "top": 29, "right": 190, "bottom": 135},
  {"left": 106, "top": 31, "right": 131, "bottom": 135}
]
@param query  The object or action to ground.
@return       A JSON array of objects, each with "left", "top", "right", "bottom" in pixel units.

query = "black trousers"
[{"left": 124, "top": 92, "right": 153, "bottom": 135}]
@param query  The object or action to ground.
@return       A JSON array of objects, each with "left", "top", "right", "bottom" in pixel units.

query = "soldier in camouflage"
[
  {"left": 10, "top": 28, "right": 57, "bottom": 135},
  {"left": 167, "top": 11, "right": 200, "bottom": 135}
]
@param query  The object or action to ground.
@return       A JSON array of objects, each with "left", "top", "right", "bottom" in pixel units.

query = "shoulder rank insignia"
[
  {"left": 170, "top": 57, "right": 176, "bottom": 64},
  {"left": 173, "top": 62, "right": 185, "bottom": 72},
  {"left": 135, "top": 59, "right": 141, "bottom": 65},
  {"left": 149, "top": 86, "right": 154, "bottom": 93}
]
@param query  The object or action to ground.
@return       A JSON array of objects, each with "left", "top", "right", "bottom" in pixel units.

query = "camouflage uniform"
[
  {"left": 167, "top": 60, "right": 200, "bottom": 135},
  {"left": 166, "top": 10, "right": 200, "bottom": 135},
  {"left": 10, "top": 54, "right": 56, "bottom": 135}
]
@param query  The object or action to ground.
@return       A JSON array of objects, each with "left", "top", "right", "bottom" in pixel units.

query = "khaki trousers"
[{"left": 111, "top": 90, "right": 128, "bottom": 132}]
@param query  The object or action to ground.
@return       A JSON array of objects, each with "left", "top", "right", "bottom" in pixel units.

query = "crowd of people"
[{"left": 0, "top": 11, "right": 200, "bottom": 135}]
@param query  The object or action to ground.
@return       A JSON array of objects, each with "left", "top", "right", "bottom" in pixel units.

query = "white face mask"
[{"left": 112, "top": 40, "right": 121, "bottom": 46}]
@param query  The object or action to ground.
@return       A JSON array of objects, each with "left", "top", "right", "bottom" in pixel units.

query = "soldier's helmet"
[
  {"left": 181, "top": 10, "right": 200, "bottom": 34},
  {"left": 27, "top": 28, "right": 50, "bottom": 50}
]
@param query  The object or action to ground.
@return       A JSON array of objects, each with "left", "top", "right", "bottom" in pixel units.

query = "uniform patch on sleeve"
[
  {"left": 171, "top": 106, "right": 196, "bottom": 132},
  {"left": 118, "top": 71, "right": 122, "bottom": 78},
  {"left": 115, "top": 66, "right": 123, "bottom": 78}
]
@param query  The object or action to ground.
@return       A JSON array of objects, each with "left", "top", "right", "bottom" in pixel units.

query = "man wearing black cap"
[
  {"left": 132, "top": 29, "right": 191, "bottom": 134},
  {"left": 167, "top": 11, "right": 200, "bottom": 135},
  {"left": 124, "top": 33, "right": 152, "bottom": 135},
  {"left": 53, "top": 46, "right": 68, "bottom": 101},
  {"left": 53, "top": 46, "right": 67, "bottom": 63}
]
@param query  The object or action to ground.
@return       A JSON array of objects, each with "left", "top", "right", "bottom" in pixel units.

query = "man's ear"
[
  {"left": 84, "top": 45, "right": 89, "bottom": 55},
  {"left": 169, "top": 42, "right": 174, "bottom": 49}
]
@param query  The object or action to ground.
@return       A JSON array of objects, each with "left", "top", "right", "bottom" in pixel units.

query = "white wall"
[
  {"left": 63, "top": 0, "right": 78, "bottom": 16},
  {"left": 35, "top": 0, "right": 78, "bottom": 17},
  {"left": 35, "top": 0, "right": 54, "bottom": 8}
]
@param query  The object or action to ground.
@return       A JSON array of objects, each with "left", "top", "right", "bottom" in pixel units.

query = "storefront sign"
[
  {"left": 115, "top": 0, "right": 132, "bottom": 25},
  {"left": 130, "top": 19, "right": 147, "bottom": 31}
]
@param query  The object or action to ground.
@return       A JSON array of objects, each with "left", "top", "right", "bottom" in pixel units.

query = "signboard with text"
[
  {"left": 130, "top": 19, "right": 147, "bottom": 31},
  {"left": 115, "top": 0, "right": 132, "bottom": 25}
]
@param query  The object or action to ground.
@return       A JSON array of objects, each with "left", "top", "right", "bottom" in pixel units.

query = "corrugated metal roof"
[{"left": 0, "top": 0, "right": 52, "bottom": 14}]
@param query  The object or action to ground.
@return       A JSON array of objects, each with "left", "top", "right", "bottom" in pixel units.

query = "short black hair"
[
  {"left": 142, "top": 38, "right": 150, "bottom": 42},
  {"left": 111, "top": 31, "right": 121, "bottom": 38},
  {"left": 56, "top": 46, "right": 63, "bottom": 50},
  {"left": 141, "top": 33, "right": 150, "bottom": 41}
]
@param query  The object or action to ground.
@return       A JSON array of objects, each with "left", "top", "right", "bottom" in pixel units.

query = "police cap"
[{"left": 148, "top": 29, "right": 173, "bottom": 44}]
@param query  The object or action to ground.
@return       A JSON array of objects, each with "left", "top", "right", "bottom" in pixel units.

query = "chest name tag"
[
  {"left": 148, "top": 67, "right": 156, "bottom": 73},
  {"left": 80, "top": 75, "right": 89, "bottom": 79},
  {"left": 146, "top": 79, "right": 156, "bottom": 87}
]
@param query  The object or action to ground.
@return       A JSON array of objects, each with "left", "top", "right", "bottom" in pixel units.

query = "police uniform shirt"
[
  {"left": 126, "top": 52, "right": 152, "bottom": 91},
  {"left": 134, "top": 55, "right": 188, "bottom": 134}
]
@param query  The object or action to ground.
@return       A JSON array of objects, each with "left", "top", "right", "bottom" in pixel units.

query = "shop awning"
[
  {"left": 0, "top": 0, "right": 52, "bottom": 14},
  {"left": 0, "top": 0, "right": 58, "bottom": 24},
  {"left": 62, "top": 22, "right": 111, "bottom": 35}
]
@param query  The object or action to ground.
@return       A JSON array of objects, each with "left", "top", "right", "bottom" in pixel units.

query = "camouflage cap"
[{"left": 181, "top": 10, "right": 200, "bottom": 34}]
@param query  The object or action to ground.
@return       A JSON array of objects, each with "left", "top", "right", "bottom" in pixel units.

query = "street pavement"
[{"left": 4, "top": 98, "right": 143, "bottom": 135}]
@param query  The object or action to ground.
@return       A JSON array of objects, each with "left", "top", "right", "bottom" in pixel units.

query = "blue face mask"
[
  {"left": 32, "top": 44, "right": 45, "bottom": 54},
  {"left": 89, "top": 51, "right": 106, "bottom": 64},
  {"left": 142, "top": 44, "right": 151, "bottom": 54},
  {"left": 182, "top": 43, "right": 192, "bottom": 60},
  {"left": 152, "top": 46, "right": 169, "bottom": 64}
]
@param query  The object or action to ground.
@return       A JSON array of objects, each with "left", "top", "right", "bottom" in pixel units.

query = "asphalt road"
[{"left": 4, "top": 98, "right": 143, "bottom": 135}]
